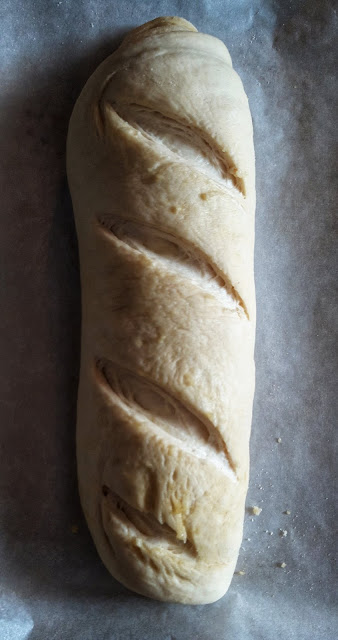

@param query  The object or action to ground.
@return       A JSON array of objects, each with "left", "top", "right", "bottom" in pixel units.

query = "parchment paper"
[{"left": 1, "top": 1, "right": 336, "bottom": 638}]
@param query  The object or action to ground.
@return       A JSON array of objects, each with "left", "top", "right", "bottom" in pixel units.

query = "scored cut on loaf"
[{"left": 67, "top": 16, "right": 256, "bottom": 605}]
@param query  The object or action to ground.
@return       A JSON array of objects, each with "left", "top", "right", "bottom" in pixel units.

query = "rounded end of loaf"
[
  {"left": 115, "top": 16, "right": 232, "bottom": 70},
  {"left": 82, "top": 488, "right": 238, "bottom": 605},
  {"left": 120, "top": 17, "right": 198, "bottom": 46}
]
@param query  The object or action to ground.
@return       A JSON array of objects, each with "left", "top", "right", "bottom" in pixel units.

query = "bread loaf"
[{"left": 67, "top": 16, "right": 255, "bottom": 605}]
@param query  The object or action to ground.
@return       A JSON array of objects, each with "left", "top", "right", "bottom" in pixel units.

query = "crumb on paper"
[
  {"left": 278, "top": 562, "right": 287, "bottom": 569},
  {"left": 236, "top": 570, "right": 246, "bottom": 576},
  {"left": 71, "top": 524, "right": 79, "bottom": 534},
  {"left": 284, "top": 510, "right": 291, "bottom": 515},
  {"left": 252, "top": 506, "right": 262, "bottom": 516},
  {"left": 280, "top": 530, "right": 288, "bottom": 537},
  {"left": 276, "top": 437, "right": 282, "bottom": 443}
]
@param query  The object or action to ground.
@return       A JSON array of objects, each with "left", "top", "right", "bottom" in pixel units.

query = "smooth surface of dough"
[{"left": 67, "top": 16, "right": 255, "bottom": 605}]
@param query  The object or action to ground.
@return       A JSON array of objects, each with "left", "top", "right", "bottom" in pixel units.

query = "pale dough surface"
[{"left": 67, "top": 16, "right": 255, "bottom": 604}]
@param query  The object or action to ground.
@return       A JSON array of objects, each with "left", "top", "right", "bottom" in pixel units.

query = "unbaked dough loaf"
[{"left": 67, "top": 16, "right": 255, "bottom": 605}]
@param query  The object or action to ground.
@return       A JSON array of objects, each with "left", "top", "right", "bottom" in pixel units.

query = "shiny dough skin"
[{"left": 67, "top": 16, "right": 255, "bottom": 604}]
